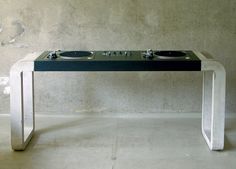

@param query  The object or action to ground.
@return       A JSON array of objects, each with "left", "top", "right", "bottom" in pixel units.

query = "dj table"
[{"left": 10, "top": 50, "right": 226, "bottom": 151}]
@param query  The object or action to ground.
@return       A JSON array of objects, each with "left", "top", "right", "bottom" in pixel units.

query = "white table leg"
[
  {"left": 10, "top": 54, "right": 37, "bottom": 150},
  {"left": 201, "top": 60, "right": 226, "bottom": 150}
]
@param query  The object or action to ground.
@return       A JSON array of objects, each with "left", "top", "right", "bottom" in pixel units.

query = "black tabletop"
[{"left": 34, "top": 50, "right": 201, "bottom": 71}]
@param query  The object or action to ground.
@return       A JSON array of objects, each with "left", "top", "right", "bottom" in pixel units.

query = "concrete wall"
[{"left": 0, "top": 0, "right": 235, "bottom": 115}]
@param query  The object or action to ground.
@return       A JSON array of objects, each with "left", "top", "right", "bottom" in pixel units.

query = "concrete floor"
[{"left": 0, "top": 114, "right": 236, "bottom": 169}]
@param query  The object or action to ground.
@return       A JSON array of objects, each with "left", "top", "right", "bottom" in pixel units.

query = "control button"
[
  {"left": 143, "top": 49, "right": 154, "bottom": 59},
  {"left": 124, "top": 51, "right": 128, "bottom": 56},
  {"left": 113, "top": 51, "right": 116, "bottom": 55},
  {"left": 108, "top": 51, "right": 111, "bottom": 56},
  {"left": 48, "top": 51, "right": 57, "bottom": 60}
]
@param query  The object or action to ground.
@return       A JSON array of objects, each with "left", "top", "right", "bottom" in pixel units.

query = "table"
[{"left": 10, "top": 51, "right": 226, "bottom": 151}]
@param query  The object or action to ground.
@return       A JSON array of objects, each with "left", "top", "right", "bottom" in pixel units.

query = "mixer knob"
[{"left": 102, "top": 51, "right": 107, "bottom": 55}]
